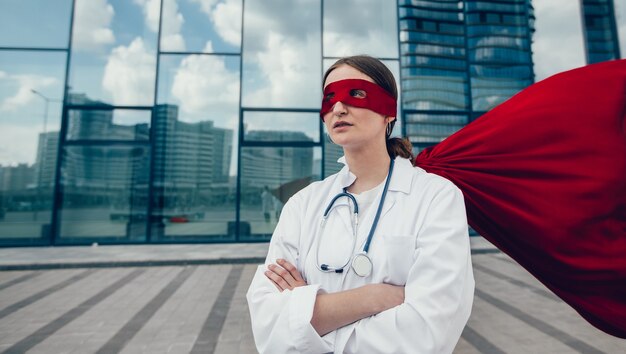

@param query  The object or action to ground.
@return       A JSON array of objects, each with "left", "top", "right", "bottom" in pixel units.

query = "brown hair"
[{"left": 323, "top": 55, "right": 414, "bottom": 162}]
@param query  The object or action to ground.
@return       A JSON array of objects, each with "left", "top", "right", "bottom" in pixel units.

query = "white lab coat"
[{"left": 247, "top": 156, "right": 474, "bottom": 354}]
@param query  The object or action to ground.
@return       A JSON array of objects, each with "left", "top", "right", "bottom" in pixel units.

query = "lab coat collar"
[{"left": 336, "top": 155, "right": 414, "bottom": 195}]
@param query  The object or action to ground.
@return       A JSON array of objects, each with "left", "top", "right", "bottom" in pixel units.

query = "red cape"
[{"left": 415, "top": 59, "right": 626, "bottom": 338}]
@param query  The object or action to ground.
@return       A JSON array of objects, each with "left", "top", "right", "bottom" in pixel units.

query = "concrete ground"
[{"left": 0, "top": 238, "right": 624, "bottom": 353}]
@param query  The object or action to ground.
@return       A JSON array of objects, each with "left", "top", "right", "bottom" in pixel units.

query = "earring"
[{"left": 386, "top": 123, "right": 393, "bottom": 137}]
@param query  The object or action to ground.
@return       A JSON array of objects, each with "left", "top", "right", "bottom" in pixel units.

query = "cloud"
[
  {"left": 0, "top": 74, "right": 57, "bottom": 112},
  {"left": 170, "top": 53, "right": 239, "bottom": 126},
  {"left": 73, "top": 0, "right": 115, "bottom": 52},
  {"left": 532, "top": 0, "right": 586, "bottom": 81},
  {"left": 102, "top": 38, "right": 156, "bottom": 105},
  {"left": 190, "top": 0, "right": 242, "bottom": 47},
  {"left": 135, "top": 0, "right": 186, "bottom": 51},
  {"left": 245, "top": 32, "right": 320, "bottom": 108},
  {"left": 240, "top": 0, "right": 321, "bottom": 108},
  {"left": 211, "top": 0, "right": 242, "bottom": 46},
  {"left": 323, "top": 0, "right": 398, "bottom": 57}
]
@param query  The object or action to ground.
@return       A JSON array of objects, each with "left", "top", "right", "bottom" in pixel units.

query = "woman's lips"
[{"left": 333, "top": 121, "right": 353, "bottom": 129}]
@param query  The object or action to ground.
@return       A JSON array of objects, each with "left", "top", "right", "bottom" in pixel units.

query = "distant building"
[
  {"left": 34, "top": 132, "right": 58, "bottom": 189},
  {"left": 241, "top": 131, "right": 314, "bottom": 189}
]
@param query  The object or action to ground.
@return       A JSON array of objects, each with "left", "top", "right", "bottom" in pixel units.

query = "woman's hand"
[{"left": 265, "top": 258, "right": 307, "bottom": 291}]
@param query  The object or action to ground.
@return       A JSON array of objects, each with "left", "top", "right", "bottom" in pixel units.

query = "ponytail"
[{"left": 386, "top": 137, "right": 414, "bottom": 163}]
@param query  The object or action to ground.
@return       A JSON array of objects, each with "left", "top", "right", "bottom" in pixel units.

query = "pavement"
[{"left": 0, "top": 237, "right": 624, "bottom": 353}]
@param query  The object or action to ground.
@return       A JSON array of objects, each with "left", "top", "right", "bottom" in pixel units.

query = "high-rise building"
[
  {"left": 581, "top": 0, "right": 621, "bottom": 63},
  {"left": 399, "top": 0, "right": 534, "bottom": 147},
  {"left": 34, "top": 132, "right": 58, "bottom": 189}
]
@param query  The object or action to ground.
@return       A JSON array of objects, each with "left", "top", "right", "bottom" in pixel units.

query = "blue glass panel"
[
  {"left": 160, "top": 0, "right": 242, "bottom": 53},
  {"left": 405, "top": 113, "right": 467, "bottom": 143},
  {"left": 153, "top": 54, "right": 240, "bottom": 239},
  {"left": 242, "top": 0, "right": 321, "bottom": 109},
  {"left": 58, "top": 145, "right": 150, "bottom": 241},
  {"left": 0, "top": 0, "right": 72, "bottom": 48},
  {"left": 67, "top": 109, "right": 150, "bottom": 141},
  {"left": 0, "top": 51, "right": 66, "bottom": 242},
  {"left": 244, "top": 112, "right": 319, "bottom": 143},
  {"left": 69, "top": 0, "right": 158, "bottom": 106},
  {"left": 239, "top": 146, "right": 320, "bottom": 241}
]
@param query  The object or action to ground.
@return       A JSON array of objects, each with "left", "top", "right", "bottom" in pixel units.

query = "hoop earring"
[{"left": 386, "top": 123, "right": 393, "bottom": 138}]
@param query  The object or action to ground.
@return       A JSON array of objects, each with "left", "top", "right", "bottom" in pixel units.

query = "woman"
[{"left": 247, "top": 55, "right": 474, "bottom": 353}]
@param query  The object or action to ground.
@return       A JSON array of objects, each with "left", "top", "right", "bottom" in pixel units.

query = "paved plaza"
[{"left": 0, "top": 241, "right": 624, "bottom": 353}]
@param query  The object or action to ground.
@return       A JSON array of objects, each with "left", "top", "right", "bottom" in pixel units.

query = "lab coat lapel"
[{"left": 379, "top": 158, "right": 414, "bottom": 220}]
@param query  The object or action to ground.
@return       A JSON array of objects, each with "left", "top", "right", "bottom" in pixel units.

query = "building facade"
[{"left": 0, "top": 0, "right": 622, "bottom": 246}]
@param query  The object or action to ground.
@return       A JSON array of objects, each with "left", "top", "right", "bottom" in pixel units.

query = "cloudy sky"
[{"left": 1, "top": 0, "right": 624, "bottom": 170}]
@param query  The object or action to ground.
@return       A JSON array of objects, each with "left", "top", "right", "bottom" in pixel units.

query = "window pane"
[
  {"left": 532, "top": 0, "right": 586, "bottom": 81},
  {"left": 0, "top": 51, "right": 66, "bottom": 243},
  {"left": 161, "top": 0, "right": 242, "bottom": 53},
  {"left": 398, "top": 1, "right": 469, "bottom": 111},
  {"left": 67, "top": 108, "right": 150, "bottom": 141},
  {"left": 240, "top": 146, "right": 321, "bottom": 241},
  {"left": 0, "top": 0, "right": 72, "bottom": 48},
  {"left": 244, "top": 112, "right": 319, "bottom": 143},
  {"left": 242, "top": 0, "right": 321, "bottom": 108},
  {"left": 68, "top": 0, "right": 158, "bottom": 106},
  {"left": 153, "top": 54, "right": 239, "bottom": 239},
  {"left": 324, "top": 0, "right": 398, "bottom": 58},
  {"left": 405, "top": 113, "right": 468, "bottom": 143},
  {"left": 58, "top": 145, "right": 150, "bottom": 241}
]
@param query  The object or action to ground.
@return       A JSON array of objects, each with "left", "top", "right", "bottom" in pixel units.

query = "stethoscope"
[{"left": 315, "top": 159, "right": 394, "bottom": 277}]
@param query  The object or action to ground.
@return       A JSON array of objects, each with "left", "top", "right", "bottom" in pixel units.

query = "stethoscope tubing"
[{"left": 315, "top": 159, "right": 395, "bottom": 274}]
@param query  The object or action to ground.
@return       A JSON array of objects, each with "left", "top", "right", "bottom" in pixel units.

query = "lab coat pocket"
[{"left": 382, "top": 235, "right": 418, "bottom": 286}]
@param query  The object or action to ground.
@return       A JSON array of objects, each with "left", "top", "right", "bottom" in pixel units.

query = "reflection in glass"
[
  {"left": 59, "top": 145, "right": 150, "bottom": 241},
  {"left": 466, "top": 0, "right": 533, "bottom": 112},
  {"left": 69, "top": 0, "right": 157, "bottom": 106},
  {"left": 244, "top": 112, "right": 319, "bottom": 142},
  {"left": 153, "top": 54, "right": 240, "bottom": 239},
  {"left": 0, "top": 0, "right": 72, "bottom": 48},
  {"left": 580, "top": 0, "right": 621, "bottom": 63},
  {"left": 399, "top": 0, "right": 469, "bottom": 116},
  {"left": 161, "top": 0, "right": 242, "bottom": 53},
  {"left": 67, "top": 107, "right": 150, "bottom": 141},
  {"left": 242, "top": 0, "right": 321, "bottom": 108},
  {"left": 324, "top": 0, "right": 398, "bottom": 58},
  {"left": 0, "top": 51, "right": 66, "bottom": 242},
  {"left": 405, "top": 113, "right": 467, "bottom": 143},
  {"left": 240, "top": 146, "right": 321, "bottom": 240}
]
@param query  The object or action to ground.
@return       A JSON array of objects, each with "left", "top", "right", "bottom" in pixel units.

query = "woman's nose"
[{"left": 333, "top": 101, "right": 347, "bottom": 116}]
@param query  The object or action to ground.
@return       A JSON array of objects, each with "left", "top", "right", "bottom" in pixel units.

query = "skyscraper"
[{"left": 398, "top": 0, "right": 534, "bottom": 147}]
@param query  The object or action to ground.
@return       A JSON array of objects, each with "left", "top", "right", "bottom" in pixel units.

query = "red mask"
[{"left": 320, "top": 79, "right": 397, "bottom": 121}]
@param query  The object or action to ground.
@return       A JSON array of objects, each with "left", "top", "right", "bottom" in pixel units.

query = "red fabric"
[
  {"left": 321, "top": 79, "right": 397, "bottom": 120},
  {"left": 415, "top": 59, "right": 626, "bottom": 338}
]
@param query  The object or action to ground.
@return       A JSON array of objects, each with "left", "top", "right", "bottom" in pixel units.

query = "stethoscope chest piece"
[{"left": 352, "top": 253, "right": 373, "bottom": 277}]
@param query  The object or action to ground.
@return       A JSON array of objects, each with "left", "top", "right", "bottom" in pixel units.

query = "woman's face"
[{"left": 323, "top": 65, "right": 393, "bottom": 150}]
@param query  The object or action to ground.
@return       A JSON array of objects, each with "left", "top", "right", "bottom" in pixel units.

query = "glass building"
[{"left": 0, "top": 0, "right": 622, "bottom": 246}]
